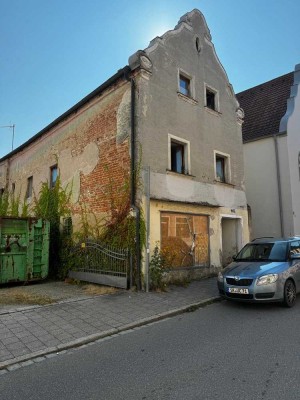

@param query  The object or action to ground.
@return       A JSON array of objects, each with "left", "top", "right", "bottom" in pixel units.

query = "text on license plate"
[{"left": 228, "top": 288, "right": 249, "bottom": 294}]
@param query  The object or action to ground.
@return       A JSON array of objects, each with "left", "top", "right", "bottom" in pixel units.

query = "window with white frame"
[
  {"left": 168, "top": 134, "right": 191, "bottom": 175},
  {"left": 205, "top": 85, "right": 219, "bottom": 111},
  {"left": 214, "top": 151, "right": 230, "bottom": 183},
  {"left": 179, "top": 74, "right": 191, "bottom": 97},
  {"left": 178, "top": 70, "right": 194, "bottom": 99}
]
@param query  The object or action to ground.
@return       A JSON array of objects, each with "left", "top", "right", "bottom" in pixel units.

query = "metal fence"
[{"left": 68, "top": 240, "right": 131, "bottom": 289}]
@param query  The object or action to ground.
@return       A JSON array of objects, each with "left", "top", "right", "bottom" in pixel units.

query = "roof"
[{"left": 236, "top": 72, "right": 294, "bottom": 143}]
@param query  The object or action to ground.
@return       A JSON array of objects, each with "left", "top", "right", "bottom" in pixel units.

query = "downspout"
[
  {"left": 274, "top": 134, "right": 284, "bottom": 236},
  {"left": 125, "top": 71, "right": 141, "bottom": 290}
]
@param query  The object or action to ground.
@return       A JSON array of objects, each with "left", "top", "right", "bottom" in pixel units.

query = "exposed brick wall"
[{"left": 0, "top": 78, "right": 131, "bottom": 230}]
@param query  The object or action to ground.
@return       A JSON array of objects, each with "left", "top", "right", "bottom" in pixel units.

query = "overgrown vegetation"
[
  {"left": 0, "top": 191, "right": 9, "bottom": 216},
  {"left": 0, "top": 158, "right": 146, "bottom": 286},
  {"left": 33, "top": 177, "right": 72, "bottom": 278},
  {"left": 149, "top": 243, "right": 167, "bottom": 291}
]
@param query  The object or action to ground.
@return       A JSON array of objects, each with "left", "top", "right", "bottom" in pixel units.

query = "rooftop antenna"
[{"left": 0, "top": 124, "right": 15, "bottom": 151}]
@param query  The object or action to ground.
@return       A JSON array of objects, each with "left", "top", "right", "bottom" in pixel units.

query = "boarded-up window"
[{"left": 161, "top": 212, "right": 209, "bottom": 268}]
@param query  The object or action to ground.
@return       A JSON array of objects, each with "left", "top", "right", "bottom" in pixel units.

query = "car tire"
[{"left": 283, "top": 279, "right": 296, "bottom": 308}]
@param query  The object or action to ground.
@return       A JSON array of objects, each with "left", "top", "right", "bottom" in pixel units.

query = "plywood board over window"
[{"left": 161, "top": 212, "right": 209, "bottom": 268}]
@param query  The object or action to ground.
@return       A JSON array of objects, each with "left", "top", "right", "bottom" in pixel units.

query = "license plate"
[{"left": 228, "top": 288, "right": 249, "bottom": 294}]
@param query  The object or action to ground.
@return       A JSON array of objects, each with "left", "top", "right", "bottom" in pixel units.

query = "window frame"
[
  {"left": 168, "top": 134, "right": 191, "bottom": 175},
  {"left": 204, "top": 84, "right": 219, "bottom": 112},
  {"left": 178, "top": 70, "right": 194, "bottom": 99},
  {"left": 214, "top": 151, "right": 231, "bottom": 183}
]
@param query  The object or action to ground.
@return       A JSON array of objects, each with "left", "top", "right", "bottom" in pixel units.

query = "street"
[{"left": 1, "top": 299, "right": 299, "bottom": 400}]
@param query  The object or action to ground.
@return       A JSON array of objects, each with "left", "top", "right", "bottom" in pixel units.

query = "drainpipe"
[
  {"left": 274, "top": 134, "right": 284, "bottom": 236},
  {"left": 125, "top": 71, "right": 141, "bottom": 290}
]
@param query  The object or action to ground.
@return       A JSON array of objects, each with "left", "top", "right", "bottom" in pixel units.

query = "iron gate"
[{"left": 68, "top": 240, "right": 131, "bottom": 289}]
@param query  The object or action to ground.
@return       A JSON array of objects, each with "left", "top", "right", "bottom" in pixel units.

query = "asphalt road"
[{"left": 1, "top": 299, "right": 300, "bottom": 400}]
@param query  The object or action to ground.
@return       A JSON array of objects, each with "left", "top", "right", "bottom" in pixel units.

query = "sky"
[{"left": 1, "top": 0, "right": 299, "bottom": 158}]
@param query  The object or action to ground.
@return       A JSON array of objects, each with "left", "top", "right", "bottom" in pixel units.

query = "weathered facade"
[
  {"left": 0, "top": 9, "right": 249, "bottom": 282},
  {"left": 237, "top": 65, "right": 300, "bottom": 239}
]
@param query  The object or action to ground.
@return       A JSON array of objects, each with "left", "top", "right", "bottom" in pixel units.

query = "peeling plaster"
[
  {"left": 59, "top": 142, "right": 99, "bottom": 203},
  {"left": 116, "top": 89, "right": 131, "bottom": 144}
]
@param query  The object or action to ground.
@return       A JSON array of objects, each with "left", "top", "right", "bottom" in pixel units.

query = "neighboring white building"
[{"left": 237, "top": 64, "right": 300, "bottom": 239}]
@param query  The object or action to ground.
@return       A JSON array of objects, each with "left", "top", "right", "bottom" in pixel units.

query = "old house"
[
  {"left": 237, "top": 64, "right": 300, "bottom": 239},
  {"left": 0, "top": 9, "right": 249, "bottom": 284}
]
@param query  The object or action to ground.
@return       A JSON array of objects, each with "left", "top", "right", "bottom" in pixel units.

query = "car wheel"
[{"left": 283, "top": 279, "right": 296, "bottom": 308}]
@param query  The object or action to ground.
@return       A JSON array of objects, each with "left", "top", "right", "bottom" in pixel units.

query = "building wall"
[
  {"left": 135, "top": 11, "right": 244, "bottom": 189},
  {"left": 244, "top": 137, "right": 282, "bottom": 238},
  {"left": 284, "top": 65, "right": 300, "bottom": 235},
  {"left": 0, "top": 79, "right": 131, "bottom": 229},
  {"left": 133, "top": 10, "right": 248, "bottom": 269},
  {"left": 277, "top": 135, "right": 293, "bottom": 236}
]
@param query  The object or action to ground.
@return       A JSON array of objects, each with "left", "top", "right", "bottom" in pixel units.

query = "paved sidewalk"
[{"left": 0, "top": 277, "right": 219, "bottom": 371}]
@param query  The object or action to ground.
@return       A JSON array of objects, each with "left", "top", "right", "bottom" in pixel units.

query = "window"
[
  {"left": 168, "top": 135, "right": 191, "bottom": 175},
  {"left": 206, "top": 89, "right": 216, "bottom": 110},
  {"left": 171, "top": 142, "right": 185, "bottom": 173},
  {"left": 205, "top": 85, "right": 219, "bottom": 111},
  {"left": 290, "top": 241, "right": 300, "bottom": 256},
  {"left": 50, "top": 165, "right": 58, "bottom": 188},
  {"left": 160, "top": 212, "right": 209, "bottom": 267},
  {"left": 179, "top": 74, "right": 191, "bottom": 97},
  {"left": 26, "top": 176, "right": 33, "bottom": 199},
  {"left": 215, "top": 151, "right": 230, "bottom": 183},
  {"left": 216, "top": 156, "right": 225, "bottom": 182}
]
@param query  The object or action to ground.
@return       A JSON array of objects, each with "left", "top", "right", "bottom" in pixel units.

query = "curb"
[{"left": 0, "top": 296, "right": 220, "bottom": 371}]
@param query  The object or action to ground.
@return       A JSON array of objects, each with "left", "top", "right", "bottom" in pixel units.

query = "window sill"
[
  {"left": 177, "top": 92, "right": 198, "bottom": 105},
  {"left": 166, "top": 170, "right": 195, "bottom": 179},
  {"left": 204, "top": 106, "right": 222, "bottom": 116},
  {"left": 214, "top": 179, "right": 235, "bottom": 187}
]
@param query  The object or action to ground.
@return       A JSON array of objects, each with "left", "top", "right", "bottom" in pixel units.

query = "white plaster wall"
[
  {"left": 149, "top": 171, "right": 247, "bottom": 209},
  {"left": 277, "top": 135, "right": 293, "bottom": 236},
  {"left": 282, "top": 66, "right": 300, "bottom": 235},
  {"left": 244, "top": 138, "right": 282, "bottom": 238}
]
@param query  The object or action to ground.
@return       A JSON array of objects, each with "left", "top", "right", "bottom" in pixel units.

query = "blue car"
[{"left": 217, "top": 237, "right": 300, "bottom": 307}]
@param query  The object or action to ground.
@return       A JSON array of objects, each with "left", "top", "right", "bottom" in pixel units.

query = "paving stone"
[{"left": 0, "top": 278, "right": 218, "bottom": 367}]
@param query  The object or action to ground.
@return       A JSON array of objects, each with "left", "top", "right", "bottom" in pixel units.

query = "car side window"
[{"left": 290, "top": 241, "right": 300, "bottom": 256}]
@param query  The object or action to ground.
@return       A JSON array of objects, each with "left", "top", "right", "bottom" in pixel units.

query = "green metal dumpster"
[{"left": 0, "top": 217, "right": 50, "bottom": 284}]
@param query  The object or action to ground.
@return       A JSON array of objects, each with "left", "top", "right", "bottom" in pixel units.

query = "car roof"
[{"left": 250, "top": 236, "right": 300, "bottom": 244}]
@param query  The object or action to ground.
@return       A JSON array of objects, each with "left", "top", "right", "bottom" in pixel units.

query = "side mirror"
[{"left": 232, "top": 255, "right": 237, "bottom": 261}]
